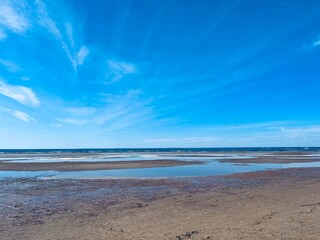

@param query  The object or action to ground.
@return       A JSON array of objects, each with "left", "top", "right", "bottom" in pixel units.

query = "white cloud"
[
  {"left": 181, "top": 123, "right": 320, "bottom": 147},
  {"left": 35, "top": 0, "right": 77, "bottom": 69},
  {"left": 57, "top": 118, "right": 88, "bottom": 125},
  {"left": 92, "top": 89, "right": 157, "bottom": 132},
  {"left": 35, "top": 0, "right": 61, "bottom": 39},
  {"left": 0, "top": 106, "right": 35, "bottom": 123},
  {"left": 11, "top": 110, "right": 36, "bottom": 122},
  {"left": 77, "top": 46, "right": 90, "bottom": 65},
  {"left": 0, "top": 0, "right": 30, "bottom": 39},
  {"left": 35, "top": 1, "right": 89, "bottom": 70},
  {"left": 54, "top": 95, "right": 147, "bottom": 129},
  {"left": 66, "top": 107, "right": 96, "bottom": 116},
  {"left": 51, "top": 123, "right": 63, "bottom": 128},
  {"left": 0, "top": 59, "right": 21, "bottom": 72},
  {"left": 308, "top": 36, "right": 320, "bottom": 48},
  {"left": 216, "top": 121, "right": 292, "bottom": 131},
  {"left": 145, "top": 137, "right": 219, "bottom": 143},
  {"left": 312, "top": 39, "right": 320, "bottom": 47},
  {"left": 105, "top": 60, "right": 137, "bottom": 83},
  {"left": 95, "top": 89, "right": 144, "bottom": 125},
  {"left": 20, "top": 76, "right": 30, "bottom": 81},
  {"left": 65, "top": 22, "right": 74, "bottom": 47},
  {"left": 0, "top": 28, "right": 6, "bottom": 40},
  {"left": 0, "top": 80, "right": 40, "bottom": 107},
  {"left": 279, "top": 126, "right": 320, "bottom": 138},
  {"left": 53, "top": 107, "right": 95, "bottom": 126}
]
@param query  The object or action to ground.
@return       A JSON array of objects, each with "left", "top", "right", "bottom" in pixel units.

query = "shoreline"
[
  {"left": 0, "top": 159, "right": 203, "bottom": 171},
  {"left": 1, "top": 155, "right": 320, "bottom": 172},
  {"left": 219, "top": 157, "right": 320, "bottom": 164}
]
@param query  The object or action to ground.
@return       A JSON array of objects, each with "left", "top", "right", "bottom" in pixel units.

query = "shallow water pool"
[{"left": 1, "top": 160, "right": 320, "bottom": 179}]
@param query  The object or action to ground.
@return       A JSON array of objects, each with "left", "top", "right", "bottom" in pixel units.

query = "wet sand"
[
  {"left": 219, "top": 157, "right": 320, "bottom": 164},
  {"left": 0, "top": 155, "right": 319, "bottom": 172},
  {"left": 0, "top": 160, "right": 201, "bottom": 171},
  {"left": 1, "top": 151, "right": 320, "bottom": 172},
  {"left": 0, "top": 167, "right": 320, "bottom": 239}
]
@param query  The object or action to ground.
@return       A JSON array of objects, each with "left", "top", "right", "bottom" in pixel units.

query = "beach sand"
[
  {"left": 1, "top": 151, "right": 320, "bottom": 171},
  {"left": 0, "top": 167, "right": 319, "bottom": 240},
  {"left": 0, "top": 159, "right": 201, "bottom": 171},
  {"left": 219, "top": 157, "right": 320, "bottom": 164}
]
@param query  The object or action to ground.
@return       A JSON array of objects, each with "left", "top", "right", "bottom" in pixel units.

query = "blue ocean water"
[{"left": 1, "top": 147, "right": 319, "bottom": 154}]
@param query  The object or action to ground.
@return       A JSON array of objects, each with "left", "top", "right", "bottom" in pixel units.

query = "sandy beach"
[
  {"left": 0, "top": 159, "right": 201, "bottom": 171},
  {"left": 219, "top": 157, "right": 320, "bottom": 164},
  {"left": 1, "top": 166, "right": 320, "bottom": 240},
  {"left": 1, "top": 151, "right": 319, "bottom": 172}
]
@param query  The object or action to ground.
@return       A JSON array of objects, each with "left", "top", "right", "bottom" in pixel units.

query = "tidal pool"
[
  {"left": 1, "top": 150, "right": 320, "bottom": 179},
  {"left": 1, "top": 160, "right": 320, "bottom": 180},
  {"left": 48, "top": 161, "right": 320, "bottom": 179}
]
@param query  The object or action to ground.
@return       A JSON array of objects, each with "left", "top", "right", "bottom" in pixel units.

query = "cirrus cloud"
[
  {"left": 11, "top": 110, "right": 36, "bottom": 122},
  {"left": 57, "top": 118, "right": 88, "bottom": 125},
  {"left": 312, "top": 39, "right": 320, "bottom": 47},
  {"left": 0, "top": 58, "right": 21, "bottom": 72},
  {"left": 77, "top": 46, "right": 90, "bottom": 65},
  {"left": 0, "top": 106, "right": 36, "bottom": 123},
  {"left": 105, "top": 60, "right": 137, "bottom": 84},
  {"left": 0, "top": 0, "right": 30, "bottom": 39},
  {"left": 0, "top": 79, "right": 40, "bottom": 107}
]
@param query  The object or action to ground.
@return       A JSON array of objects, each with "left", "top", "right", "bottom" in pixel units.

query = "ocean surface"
[
  {"left": 1, "top": 147, "right": 320, "bottom": 179},
  {"left": 1, "top": 147, "right": 320, "bottom": 154}
]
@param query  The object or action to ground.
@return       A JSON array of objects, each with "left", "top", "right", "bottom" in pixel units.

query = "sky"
[{"left": 0, "top": 0, "right": 320, "bottom": 148}]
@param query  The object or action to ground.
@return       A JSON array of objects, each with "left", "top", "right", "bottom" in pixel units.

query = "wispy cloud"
[
  {"left": 95, "top": 89, "right": 145, "bottom": 125},
  {"left": 0, "top": 28, "right": 6, "bottom": 40},
  {"left": 0, "top": 106, "right": 36, "bottom": 123},
  {"left": 77, "top": 46, "right": 90, "bottom": 65},
  {"left": 145, "top": 136, "right": 219, "bottom": 143},
  {"left": 0, "top": 59, "right": 21, "bottom": 72},
  {"left": 279, "top": 125, "right": 320, "bottom": 138},
  {"left": 187, "top": 122, "right": 320, "bottom": 147},
  {"left": 51, "top": 123, "right": 63, "bottom": 128},
  {"left": 105, "top": 60, "right": 137, "bottom": 84},
  {"left": 53, "top": 106, "right": 96, "bottom": 126},
  {"left": 35, "top": 0, "right": 76, "bottom": 69},
  {"left": 312, "top": 38, "right": 320, "bottom": 48},
  {"left": 11, "top": 110, "right": 36, "bottom": 122},
  {"left": 91, "top": 89, "right": 157, "bottom": 132},
  {"left": 140, "top": 121, "right": 320, "bottom": 147},
  {"left": 65, "top": 22, "right": 74, "bottom": 48},
  {"left": 0, "top": 79, "right": 40, "bottom": 107},
  {"left": 20, "top": 76, "right": 30, "bottom": 81},
  {"left": 0, "top": 0, "right": 30, "bottom": 40},
  {"left": 214, "top": 121, "right": 293, "bottom": 131},
  {"left": 57, "top": 118, "right": 88, "bottom": 125},
  {"left": 66, "top": 107, "right": 96, "bottom": 116},
  {"left": 50, "top": 90, "right": 150, "bottom": 130},
  {"left": 35, "top": 0, "right": 89, "bottom": 70},
  {"left": 306, "top": 36, "right": 320, "bottom": 49}
]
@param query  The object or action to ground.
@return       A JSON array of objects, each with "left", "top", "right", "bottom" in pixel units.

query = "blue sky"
[{"left": 0, "top": 0, "right": 320, "bottom": 148}]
